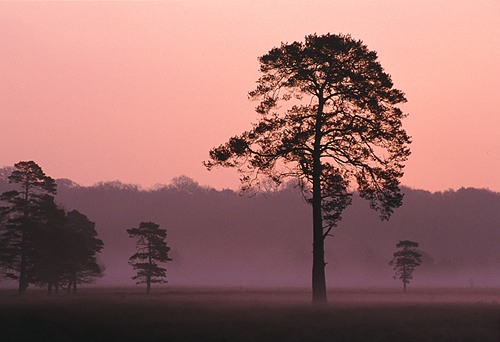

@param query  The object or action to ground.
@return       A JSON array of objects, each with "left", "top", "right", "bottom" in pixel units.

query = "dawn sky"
[{"left": 1, "top": 1, "right": 499, "bottom": 192}]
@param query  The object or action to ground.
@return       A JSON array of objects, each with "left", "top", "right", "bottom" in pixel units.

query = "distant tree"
[
  {"left": 168, "top": 175, "right": 202, "bottom": 194},
  {"left": 127, "top": 222, "right": 171, "bottom": 293},
  {"left": 94, "top": 181, "right": 140, "bottom": 192},
  {"left": 390, "top": 240, "right": 422, "bottom": 292},
  {"left": 0, "top": 161, "right": 57, "bottom": 294},
  {"left": 56, "top": 178, "right": 80, "bottom": 189},
  {"left": 205, "top": 33, "right": 410, "bottom": 304},
  {"left": 0, "top": 166, "right": 15, "bottom": 181}
]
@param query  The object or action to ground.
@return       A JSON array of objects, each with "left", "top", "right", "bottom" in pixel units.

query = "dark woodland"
[
  {"left": 0, "top": 173, "right": 500, "bottom": 340},
  {"left": 1, "top": 168, "right": 500, "bottom": 340},
  {"left": 1, "top": 171, "right": 498, "bottom": 289}
]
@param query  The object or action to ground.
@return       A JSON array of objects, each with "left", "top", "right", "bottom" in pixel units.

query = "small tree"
[
  {"left": 390, "top": 240, "right": 422, "bottom": 292},
  {"left": 127, "top": 222, "right": 171, "bottom": 293}
]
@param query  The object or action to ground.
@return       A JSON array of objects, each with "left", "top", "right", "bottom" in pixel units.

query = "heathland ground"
[{"left": 1, "top": 287, "right": 499, "bottom": 341}]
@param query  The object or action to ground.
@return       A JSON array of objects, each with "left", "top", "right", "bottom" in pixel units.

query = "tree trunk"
[
  {"left": 147, "top": 241, "right": 152, "bottom": 294},
  {"left": 312, "top": 116, "right": 327, "bottom": 305},
  {"left": 403, "top": 264, "right": 407, "bottom": 293},
  {"left": 18, "top": 232, "right": 28, "bottom": 296},
  {"left": 18, "top": 187, "right": 30, "bottom": 296},
  {"left": 48, "top": 282, "right": 53, "bottom": 295},
  {"left": 311, "top": 99, "right": 327, "bottom": 305},
  {"left": 312, "top": 190, "right": 327, "bottom": 304},
  {"left": 18, "top": 269, "right": 28, "bottom": 295}
]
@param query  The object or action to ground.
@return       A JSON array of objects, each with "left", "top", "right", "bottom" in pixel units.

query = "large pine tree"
[{"left": 206, "top": 33, "right": 410, "bottom": 304}]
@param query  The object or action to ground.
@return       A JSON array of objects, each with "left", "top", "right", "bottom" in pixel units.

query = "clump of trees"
[
  {"left": 0, "top": 161, "right": 104, "bottom": 295},
  {"left": 205, "top": 33, "right": 411, "bottom": 304},
  {"left": 127, "top": 221, "right": 171, "bottom": 293},
  {"left": 390, "top": 240, "right": 422, "bottom": 292}
]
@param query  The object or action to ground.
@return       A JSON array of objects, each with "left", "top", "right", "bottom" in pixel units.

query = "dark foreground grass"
[{"left": 1, "top": 287, "right": 500, "bottom": 341}]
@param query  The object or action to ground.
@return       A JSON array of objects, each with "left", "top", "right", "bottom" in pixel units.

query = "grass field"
[{"left": 1, "top": 287, "right": 500, "bottom": 341}]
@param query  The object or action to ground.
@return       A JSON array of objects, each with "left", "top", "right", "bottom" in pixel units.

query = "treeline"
[
  {"left": 51, "top": 174, "right": 500, "bottom": 287},
  {"left": 1, "top": 165, "right": 499, "bottom": 288}
]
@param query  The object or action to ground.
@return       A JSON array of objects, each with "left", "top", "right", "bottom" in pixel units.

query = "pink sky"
[{"left": 1, "top": 1, "right": 499, "bottom": 192}]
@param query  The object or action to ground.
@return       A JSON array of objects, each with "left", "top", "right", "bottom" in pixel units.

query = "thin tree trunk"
[
  {"left": 18, "top": 186, "right": 30, "bottom": 296},
  {"left": 18, "top": 231, "right": 28, "bottom": 296},
  {"left": 403, "top": 264, "right": 407, "bottom": 293},
  {"left": 311, "top": 99, "right": 327, "bottom": 305},
  {"left": 147, "top": 240, "right": 152, "bottom": 294},
  {"left": 18, "top": 257, "right": 28, "bottom": 295},
  {"left": 312, "top": 189, "right": 327, "bottom": 304}
]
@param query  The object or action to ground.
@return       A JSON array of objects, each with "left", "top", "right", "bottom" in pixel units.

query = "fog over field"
[
  {"left": 2, "top": 287, "right": 500, "bottom": 341},
  {"left": 2, "top": 173, "right": 497, "bottom": 290}
]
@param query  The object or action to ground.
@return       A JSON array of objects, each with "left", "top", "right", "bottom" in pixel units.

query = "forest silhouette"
[{"left": 1, "top": 170, "right": 498, "bottom": 290}]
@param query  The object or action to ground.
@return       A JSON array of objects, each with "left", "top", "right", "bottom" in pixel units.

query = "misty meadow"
[
  {"left": 2, "top": 171, "right": 498, "bottom": 290},
  {"left": 1, "top": 6, "right": 499, "bottom": 338},
  {"left": 2, "top": 288, "right": 500, "bottom": 341},
  {"left": 1, "top": 166, "right": 500, "bottom": 340}
]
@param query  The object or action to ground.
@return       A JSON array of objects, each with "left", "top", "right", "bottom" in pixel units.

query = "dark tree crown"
[
  {"left": 205, "top": 33, "right": 411, "bottom": 229},
  {"left": 8, "top": 161, "right": 57, "bottom": 195}
]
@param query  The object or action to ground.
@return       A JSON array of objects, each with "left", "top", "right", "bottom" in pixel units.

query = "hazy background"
[
  {"left": 1, "top": 174, "right": 498, "bottom": 288},
  {"left": 1, "top": 1, "right": 499, "bottom": 192}
]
